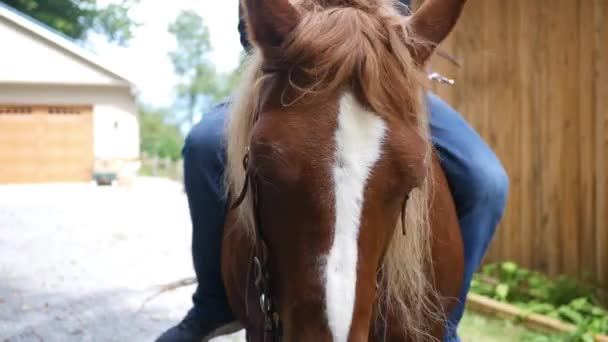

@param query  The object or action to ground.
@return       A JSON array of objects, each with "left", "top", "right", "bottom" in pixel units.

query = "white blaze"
[{"left": 324, "top": 93, "right": 387, "bottom": 341}]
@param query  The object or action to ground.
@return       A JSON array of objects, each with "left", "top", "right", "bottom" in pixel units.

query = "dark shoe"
[{"left": 155, "top": 308, "right": 240, "bottom": 342}]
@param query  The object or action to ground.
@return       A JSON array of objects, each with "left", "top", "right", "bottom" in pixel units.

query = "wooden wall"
[{"left": 424, "top": 0, "right": 608, "bottom": 287}]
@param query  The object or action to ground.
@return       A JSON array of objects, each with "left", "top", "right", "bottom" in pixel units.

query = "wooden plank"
[
  {"left": 535, "top": 0, "right": 581, "bottom": 278},
  {"left": 594, "top": 0, "right": 608, "bottom": 288},
  {"left": 532, "top": 0, "right": 553, "bottom": 275},
  {"left": 505, "top": 0, "right": 522, "bottom": 268},
  {"left": 578, "top": 0, "right": 598, "bottom": 283},
  {"left": 557, "top": 0, "right": 581, "bottom": 278},
  {"left": 541, "top": 0, "right": 558, "bottom": 277},
  {"left": 517, "top": 0, "right": 539, "bottom": 271}
]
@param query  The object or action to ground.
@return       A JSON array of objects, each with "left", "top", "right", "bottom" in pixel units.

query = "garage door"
[{"left": 0, "top": 105, "right": 94, "bottom": 184}]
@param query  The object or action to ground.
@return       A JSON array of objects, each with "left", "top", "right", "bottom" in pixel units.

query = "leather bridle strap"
[
  {"left": 229, "top": 149, "right": 251, "bottom": 211},
  {"left": 401, "top": 194, "right": 410, "bottom": 236},
  {"left": 229, "top": 79, "right": 282, "bottom": 341},
  {"left": 250, "top": 168, "right": 282, "bottom": 342},
  {"left": 230, "top": 142, "right": 283, "bottom": 342}
]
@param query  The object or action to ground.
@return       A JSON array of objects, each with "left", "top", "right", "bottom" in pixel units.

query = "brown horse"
[{"left": 221, "top": 0, "right": 466, "bottom": 340}]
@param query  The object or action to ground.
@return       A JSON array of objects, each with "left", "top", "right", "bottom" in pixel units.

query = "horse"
[{"left": 221, "top": 0, "right": 466, "bottom": 340}]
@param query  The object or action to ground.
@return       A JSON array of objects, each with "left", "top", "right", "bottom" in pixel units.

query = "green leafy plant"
[
  {"left": 471, "top": 262, "right": 608, "bottom": 341},
  {"left": 2, "top": 0, "right": 140, "bottom": 46}
]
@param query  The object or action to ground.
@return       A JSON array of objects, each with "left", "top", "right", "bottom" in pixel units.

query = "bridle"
[
  {"left": 230, "top": 139, "right": 283, "bottom": 342},
  {"left": 229, "top": 69, "right": 282, "bottom": 342},
  {"left": 228, "top": 65, "right": 452, "bottom": 341}
]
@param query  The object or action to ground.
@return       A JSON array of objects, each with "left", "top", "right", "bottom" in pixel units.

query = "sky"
[{"left": 91, "top": 0, "right": 243, "bottom": 108}]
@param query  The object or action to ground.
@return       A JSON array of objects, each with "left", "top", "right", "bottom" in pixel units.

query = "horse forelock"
[
  {"left": 291, "top": 1, "right": 427, "bottom": 110},
  {"left": 225, "top": 1, "right": 443, "bottom": 339}
]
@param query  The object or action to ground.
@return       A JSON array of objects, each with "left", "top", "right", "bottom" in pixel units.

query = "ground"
[{"left": 0, "top": 179, "right": 544, "bottom": 341}]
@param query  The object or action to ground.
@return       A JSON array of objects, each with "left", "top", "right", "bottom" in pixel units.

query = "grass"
[{"left": 459, "top": 311, "right": 562, "bottom": 341}]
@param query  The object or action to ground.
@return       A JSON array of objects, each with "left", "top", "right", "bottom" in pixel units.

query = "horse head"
[{"left": 225, "top": 0, "right": 466, "bottom": 340}]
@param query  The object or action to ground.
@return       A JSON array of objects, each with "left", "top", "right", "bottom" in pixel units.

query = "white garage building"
[{"left": 0, "top": 3, "right": 140, "bottom": 184}]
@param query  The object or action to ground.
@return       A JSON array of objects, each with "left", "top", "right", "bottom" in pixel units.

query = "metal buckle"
[
  {"left": 260, "top": 293, "right": 273, "bottom": 313},
  {"left": 254, "top": 256, "right": 263, "bottom": 288},
  {"left": 242, "top": 146, "right": 250, "bottom": 170},
  {"left": 428, "top": 72, "right": 455, "bottom": 85},
  {"left": 260, "top": 293, "right": 268, "bottom": 313}
]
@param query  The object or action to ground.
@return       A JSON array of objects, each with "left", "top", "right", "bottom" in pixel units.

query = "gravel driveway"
[{"left": 0, "top": 178, "right": 245, "bottom": 342}]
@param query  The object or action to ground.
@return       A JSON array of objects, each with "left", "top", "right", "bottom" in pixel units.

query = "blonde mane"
[{"left": 225, "top": 0, "right": 442, "bottom": 339}]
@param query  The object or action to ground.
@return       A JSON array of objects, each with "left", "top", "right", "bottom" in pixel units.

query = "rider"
[{"left": 156, "top": 1, "right": 509, "bottom": 341}]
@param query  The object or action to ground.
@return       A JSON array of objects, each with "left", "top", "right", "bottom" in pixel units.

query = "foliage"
[
  {"left": 139, "top": 156, "right": 182, "bottom": 181},
  {"left": 89, "top": 0, "right": 139, "bottom": 45},
  {"left": 471, "top": 262, "right": 608, "bottom": 341},
  {"left": 168, "top": 10, "right": 216, "bottom": 127},
  {"left": 168, "top": 10, "right": 243, "bottom": 128},
  {"left": 138, "top": 105, "right": 183, "bottom": 161},
  {"left": 1, "top": 0, "right": 140, "bottom": 45}
]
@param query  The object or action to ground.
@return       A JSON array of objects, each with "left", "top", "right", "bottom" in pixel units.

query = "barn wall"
[{"left": 423, "top": 0, "right": 608, "bottom": 287}]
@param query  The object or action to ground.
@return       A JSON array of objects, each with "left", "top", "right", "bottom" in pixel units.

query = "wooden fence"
[{"left": 425, "top": 0, "right": 608, "bottom": 287}]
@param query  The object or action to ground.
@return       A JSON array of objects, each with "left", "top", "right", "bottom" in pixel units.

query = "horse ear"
[
  {"left": 407, "top": 0, "right": 467, "bottom": 64},
  {"left": 240, "top": 0, "right": 300, "bottom": 55}
]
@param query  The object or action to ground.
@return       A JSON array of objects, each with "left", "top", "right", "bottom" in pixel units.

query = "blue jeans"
[{"left": 181, "top": 94, "right": 509, "bottom": 341}]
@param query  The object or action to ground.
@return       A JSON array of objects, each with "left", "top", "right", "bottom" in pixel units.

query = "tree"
[
  {"left": 168, "top": 10, "right": 245, "bottom": 128},
  {"left": 1, "top": 0, "right": 139, "bottom": 46},
  {"left": 168, "top": 10, "right": 218, "bottom": 127},
  {"left": 138, "top": 105, "right": 183, "bottom": 161}
]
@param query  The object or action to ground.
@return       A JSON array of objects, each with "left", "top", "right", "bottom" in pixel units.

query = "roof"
[{"left": 0, "top": 2, "right": 135, "bottom": 87}]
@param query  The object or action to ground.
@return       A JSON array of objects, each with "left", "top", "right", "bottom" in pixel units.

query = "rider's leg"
[
  {"left": 427, "top": 93, "right": 509, "bottom": 342},
  {"left": 156, "top": 103, "right": 235, "bottom": 342}
]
